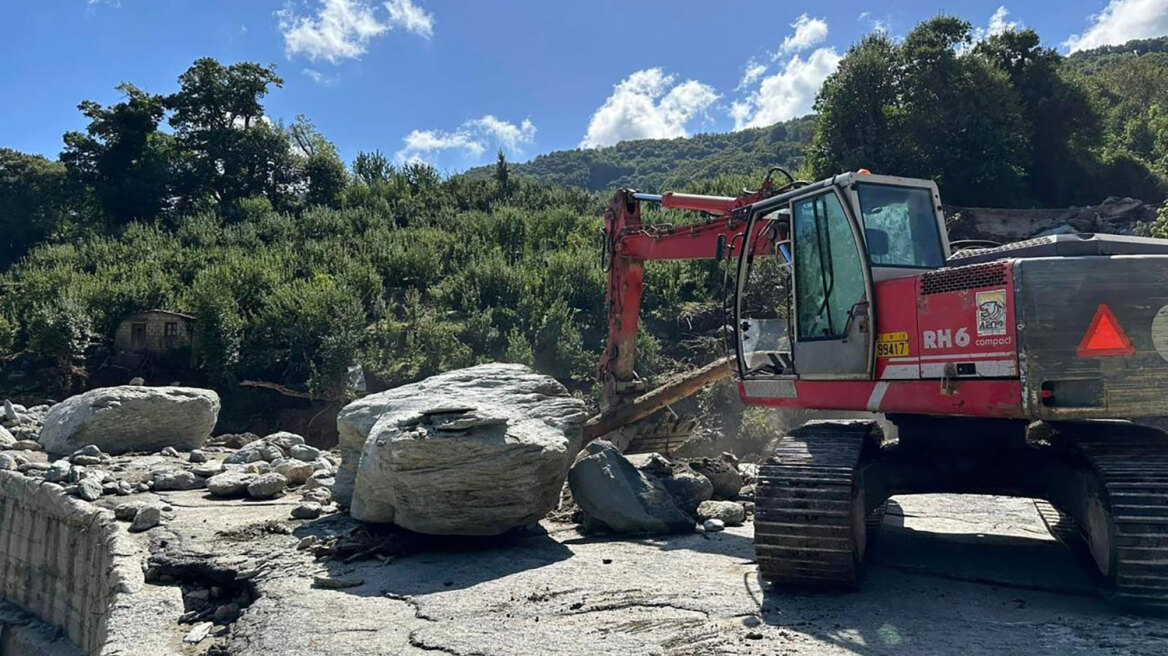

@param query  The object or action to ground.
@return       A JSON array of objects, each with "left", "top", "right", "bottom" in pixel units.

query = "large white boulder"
[
  {"left": 39, "top": 386, "right": 220, "bottom": 456},
  {"left": 336, "top": 364, "right": 587, "bottom": 535}
]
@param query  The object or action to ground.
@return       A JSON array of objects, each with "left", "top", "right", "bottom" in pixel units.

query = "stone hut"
[{"left": 113, "top": 310, "right": 197, "bottom": 365}]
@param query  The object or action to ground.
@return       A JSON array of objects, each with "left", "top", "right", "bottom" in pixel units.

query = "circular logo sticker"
[{"left": 1153, "top": 305, "right": 1168, "bottom": 363}]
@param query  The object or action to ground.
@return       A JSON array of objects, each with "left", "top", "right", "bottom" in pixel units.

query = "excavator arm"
[{"left": 586, "top": 171, "right": 798, "bottom": 444}]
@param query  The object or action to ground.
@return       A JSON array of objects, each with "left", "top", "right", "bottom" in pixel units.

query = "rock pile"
[
  {"left": 568, "top": 447, "right": 752, "bottom": 534},
  {"left": 336, "top": 363, "right": 588, "bottom": 535}
]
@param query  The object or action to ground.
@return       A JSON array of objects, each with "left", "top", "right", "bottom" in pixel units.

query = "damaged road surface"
[{"left": 142, "top": 490, "right": 1167, "bottom": 656}]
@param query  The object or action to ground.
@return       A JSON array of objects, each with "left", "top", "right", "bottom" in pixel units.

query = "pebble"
[
  {"left": 183, "top": 622, "right": 213, "bottom": 644},
  {"left": 71, "top": 445, "right": 104, "bottom": 458},
  {"left": 289, "top": 444, "right": 321, "bottom": 461},
  {"left": 77, "top": 477, "right": 103, "bottom": 501},
  {"left": 117, "top": 480, "right": 134, "bottom": 495},
  {"left": 44, "top": 460, "right": 73, "bottom": 483},
  {"left": 246, "top": 473, "right": 288, "bottom": 499},
  {"left": 213, "top": 603, "right": 240, "bottom": 623},
  {"left": 115, "top": 502, "right": 146, "bottom": 521},
  {"left": 188, "top": 449, "right": 208, "bottom": 463},
  {"left": 313, "top": 575, "right": 364, "bottom": 589},
  {"left": 192, "top": 462, "right": 225, "bottom": 478},
  {"left": 18, "top": 462, "right": 50, "bottom": 473},
  {"left": 129, "top": 505, "right": 162, "bottom": 532},
  {"left": 11, "top": 440, "right": 42, "bottom": 451},
  {"left": 0, "top": 453, "right": 17, "bottom": 470},
  {"left": 301, "top": 487, "right": 332, "bottom": 505},
  {"left": 297, "top": 536, "right": 319, "bottom": 550},
  {"left": 702, "top": 518, "right": 725, "bottom": 532},
  {"left": 152, "top": 470, "right": 203, "bottom": 491},
  {"left": 273, "top": 459, "right": 314, "bottom": 485},
  {"left": 290, "top": 502, "right": 322, "bottom": 520},
  {"left": 207, "top": 471, "right": 255, "bottom": 497},
  {"left": 70, "top": 455, "right": 103, "bottom": 466},
  {"left": 266, "top": 431, "right": 305, "bottom": 451}
]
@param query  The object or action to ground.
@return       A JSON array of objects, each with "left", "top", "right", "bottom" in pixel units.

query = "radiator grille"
[{"left": 921, "top": 262, "right": 1008, "bottom": 295}]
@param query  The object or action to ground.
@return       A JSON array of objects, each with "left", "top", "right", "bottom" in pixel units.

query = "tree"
[
  {"left": 975, "top": 30, "right": 1104, "bottom": 204},
  {"left": 808, "top": 34, "right": 902, "bottom": 176},
  {"left": 0, "top": 149, "right": 69, "bottom": 268},
  {"left": 809, "top": 17, "right": 1031, "bottom": 206},
  {"left": 60, "top": 83, "right": 175, "bottom": 225},
  {"left": 166, "top": 59, "right": 292, "bottom": 211},
  {"left": 494, "top": 149, "right": 511, "bottom": 196},
  {"left": 288, "top": 115, "right": 348, "bottom": 208},
  {"left": 353, "top": 150, "right": 392, "bottom": 185}
]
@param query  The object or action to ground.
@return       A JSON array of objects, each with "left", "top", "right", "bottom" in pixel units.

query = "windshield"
[{"left": 856, "top": 184, "right": 945, "bottom": 268}]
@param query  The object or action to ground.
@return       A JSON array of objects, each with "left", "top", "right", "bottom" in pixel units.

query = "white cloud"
[
  {"left": 303, "top": 68, "right": 324, "bottom": 83},
  {"left": 579, "top": 68, "right": 719, "bottom": 148},
  {"left": 738, "top": 61, "right": 768, "bottom": 89},
  {"left": 277, "top": 0, "right": 433, "bottom": 64},
  {"left": 732, "top": 48, "right": 841, "bottom": 130},
  {"left": 1064, "top": 0, "right": 1168, "bottom": 52},
  {"left": 277, "top": 0, "right": 388, "bottom": 63},
  {"left": 987, "top": 6, "right": 1018, "bottom": 35},
  {"left": 778, "top": 14, "right": 829, "bottom": 55},
  {"left": 396, "top": 115, "right": 536, "bottom": 163},
  {"left": 384, "top": 0, "right": 434, "bottom": 38}
]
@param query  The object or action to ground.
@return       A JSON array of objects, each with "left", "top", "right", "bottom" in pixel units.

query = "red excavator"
[{"left": 587, "top": 168, "right": 1168, "bottom": 609}]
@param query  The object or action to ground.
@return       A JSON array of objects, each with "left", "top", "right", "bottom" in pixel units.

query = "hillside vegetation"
[{"left": 1, "top": 18, "right": 1167, "bottom": 405}]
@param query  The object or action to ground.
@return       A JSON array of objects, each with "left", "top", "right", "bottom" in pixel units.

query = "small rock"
[
  {"left": 71, "top": 444, "right": 104, "bottom": 458},
  {"left": 258, "top": 444, "right": 284, "bottom": 463},
  {"left": 44, "top": 460, "right": 73, "bottom": 483},
  {"left": 207, "top": 471, "right": 255, "bottom": 497},
  {"left": 296, "top": 536, "right": 319, "bottom": 550},
  {"left": 702, "top": 518, "right": 725, "bottom": 532},
  {"left": 290, "top": 502, "right": 322, "bottom": 520},
  {"left": 301, "top": 487, "right": 332, "bottom": 505},
  {"left": 2, "top": 400, "right": 16, "bottom": 422},
  {"left": 129, "top": 505, "right": 162, "bottom": 532},
  {"left": 210, "top": 432, "right": 261, "bottom": 449},
  {"left": 696, "top": 500, "right": 746, "bottom": 527},
  {"left": 0, "top": 425, "right": 16, "bottom": 448},
  {"left": 273, "top": 459, "right": 314, "bottom": 485},
  {"left": 304, "top": 475, "right": 334, "bottom": 490},
  {"left": 738, "top": 484, "right": 756, "bottom": 502},
  {"left": 13, "top": 440, "right": 42, "bottom": 451},
  {"left": 223, "top": 443, "right": 267, "bottom": 465},
  {"left": 313, "top": 575, "right": 363, "bottom": 589},
  {"left": 265, "top": 431, "right": 305, "bottom": 451},
  {"left": 159, "top": 446, "right": 180, "bottom": 457},
  {"left": 152, "top": 469, "right": 203, "bottom": 491},
  {"left": 213, "top": 603, "right": 240, "bottom": 623},
  {"left": 115, "top": 502, "right": 145, "bottom": 521},
  {"left": 128, "top": 376, "right": 145, "bottom": 386},
  {"left": 246, "top": 473, "right": 288, "bottom": 499},
  {"left": 0, "top": 453, "right": 17, "bottom": 470},
  {"left": 743, "top": 501, "right": 755, "bottom": 514},
  {"left": 137, "top": 482, "right": 151, "bottom": 492},
  {"left": 70, "top": 455, "right": 103, "bottom": 466},
  {"left": 18, "top": 461, "right": 50, "bottom": 473},
  {"left": 188, "top": 449, "right": 208, "bottom": 463},
  {"left": 77, "top": 477, "right": 103, "bottom": 501},
  {"left": 192, "top": 461, "right": 224, "bottom": 478},
  {"left": 117, "top": 480, "right": 134, "bottom": 495},
  {"left": 183, "top": 621, "right": 213, "bottom": 644},
  {"left": 289, "top": 444, "right": 321, "bottom": 461}
]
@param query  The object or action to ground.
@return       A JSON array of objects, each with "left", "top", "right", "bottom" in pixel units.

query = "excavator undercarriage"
[{"left": 756, "top": 417, "right": 1168, "bottom": 609}]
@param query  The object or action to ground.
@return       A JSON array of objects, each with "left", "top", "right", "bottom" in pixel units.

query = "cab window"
[
  {"left": 793, "top": 192, "right": 866, "bottom": 341},
  {"left": 856, "top": 184, "right": 945, "bottom": 268}
]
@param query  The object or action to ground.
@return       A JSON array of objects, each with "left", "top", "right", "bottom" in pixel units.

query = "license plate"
[{"left": 876, "top": 332, "right": 909, "bottom": 358}]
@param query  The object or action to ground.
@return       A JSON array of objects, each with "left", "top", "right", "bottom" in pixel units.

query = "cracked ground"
[{"left": 120, "top": 490, "right": 1168, "bottom": 656}]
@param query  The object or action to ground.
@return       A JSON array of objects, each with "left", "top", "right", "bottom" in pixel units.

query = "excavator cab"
[{"left": 733, "top": 172, "right": 947, "bottom": 383}]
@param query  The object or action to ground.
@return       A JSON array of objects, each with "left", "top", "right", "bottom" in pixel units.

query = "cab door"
[{"left": 788, "top": 189, "right": 874, "bottom": 378}]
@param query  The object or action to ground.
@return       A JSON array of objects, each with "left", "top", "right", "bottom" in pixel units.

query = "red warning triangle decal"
[{"left": 1077, "top": 304, "right": 1135, "bottom": 357}]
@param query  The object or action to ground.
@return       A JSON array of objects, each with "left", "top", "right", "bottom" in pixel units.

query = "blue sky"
[{"left": 3, "top": 0, "right": 1167, "bottom": 172}]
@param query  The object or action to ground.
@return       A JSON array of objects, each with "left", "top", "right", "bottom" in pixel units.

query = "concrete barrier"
[{"left": 0, "top": 472, "right": 140, "bottom": 655}]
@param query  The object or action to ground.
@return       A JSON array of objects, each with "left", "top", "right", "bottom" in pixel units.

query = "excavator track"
[
  {"left": 1067, "top": 425, "right": 1168, "bottom": 610},
  {"left": 754, "top": 421, "right": 872, "bottom": 588}
]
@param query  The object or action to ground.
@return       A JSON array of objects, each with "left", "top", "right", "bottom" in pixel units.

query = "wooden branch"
[
  {"left": 239, "top": 379, "right": 321, "bottom": 400},
  {"left": 582, "top": 356, "right": 734, "bottom": 443}
]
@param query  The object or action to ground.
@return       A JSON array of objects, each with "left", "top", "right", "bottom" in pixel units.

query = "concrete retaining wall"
[{"left": 0, "top": 472, "right": 137, "bottom": 655}]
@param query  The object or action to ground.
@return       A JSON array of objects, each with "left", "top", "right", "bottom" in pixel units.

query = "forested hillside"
[
  {"left": 1, "top": 18, "right": 1167, "bottom": 407},
  {"left": 465, "top": 117, "right": 814, "bottom": 192}
]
